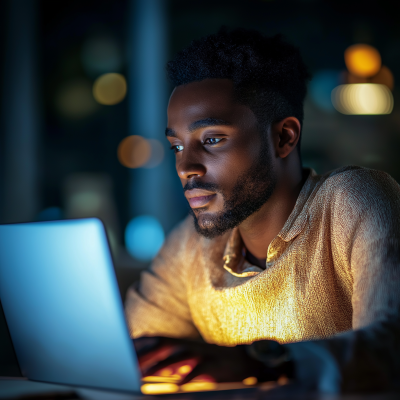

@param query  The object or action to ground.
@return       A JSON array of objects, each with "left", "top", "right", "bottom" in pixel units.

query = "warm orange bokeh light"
[
  {"left": 93, "top": 73, "right": 127, "bottom": 105},
  {"left": 141, "top": 383, "right": 179, "bottom": 394},
  {"left": 177, "top": 364, "right": 192, "bottom": 375},
  {"left": 159, "top": 368, "right": 173, "bottom": 377},
  {"left": 142, "top": 375, "right": 180, "bottom": 383},
  {"left": 117, "top": 135, "right": 151, "bottom": 168},
  {"left": 277, "top": 375, "right": 290, "bottom": 385},
  {"left": 243, "top": 376, "right": 258, "bottom": 385},
  {"left": 140, "top": 360, "right": 212, "bottom": 394},
  {"left": 371, "top": 65, "right": 394, "bottom": 90},
  {"left": 180, "top": 381, "right": 217, "bottom": 392},
  {"left": 344, "top": 44, "right": 381, "bottom": 78}
]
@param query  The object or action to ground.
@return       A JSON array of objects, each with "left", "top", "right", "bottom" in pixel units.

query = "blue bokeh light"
[
  {"left": 125, "top": 215, "right": 164, "bottom": 261},
  {"left": 309, "top": 70, "right": 341, "bottom": 112}
]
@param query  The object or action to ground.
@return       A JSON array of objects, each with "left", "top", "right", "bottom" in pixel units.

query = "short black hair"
[{"left": 166, "top": 28, "right": 310, "bottom": 151}]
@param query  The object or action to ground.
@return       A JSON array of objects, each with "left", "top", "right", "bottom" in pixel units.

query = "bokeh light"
[
  {"left": 93, "top": 73, "right": 127, "bottom": 105},
  {"left": 56, "top": 79, "right": 98, "bottom": 119},
  {"left": 125, "top": 215, "right": 165, "bottom": 261},
  {"left": 344, "top": 44, "right": 381, "bottom": 78},
  {"left": 331, "top": 83, "right": 393, "bottom": 115},
  {"left": 371, "top": 65, "right": 394, "bottom": 90},
  {"left": 141, "top": 383, "right": 179, "bottom": 395},
  {"left": 117, "top": 135, "right": 151, "bottom": 168},
  {"left": 309, "top": 70, "right": 341, "bottom": 112},
  {"left": 180, "top": 382, "right": 217, "bottom": 392},
  {"left": 177, "top": 365, "right": 192, "bottom": 375},
  {"left": 277, "top": 375, "right": 290, "bottom": 385},
  {"left": 144, "top": 139, "right": 165, "bottom": 168},
  {"left": 243, "top": 376, "right": 258, "bottom": 385},
  {"left": 81, "top": 33, "right": 123, "bottom": 77},
  {"left": 142, "top": 376, "right": 179, "bottom": 383}
]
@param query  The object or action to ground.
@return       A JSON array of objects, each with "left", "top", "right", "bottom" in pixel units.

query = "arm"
[
  {"left": 125, "top": 217, "right": 200, "bottom": 339},
  {"left": 127, "top": 217, "right": 290, "bottom": 384},
  {"left": 285, "top": 170, "right": 400, "bottom": 392}
]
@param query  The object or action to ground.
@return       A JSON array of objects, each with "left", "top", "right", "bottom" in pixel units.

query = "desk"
[{"left": 1, "top": 379, "right": 400, "bottom": 400}]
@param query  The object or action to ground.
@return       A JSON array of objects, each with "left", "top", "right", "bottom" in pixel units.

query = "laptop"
[
  {"left": 0, "top": 218, "right": 142, "bottom": 395},
  {"left": 0, "top": 218, "right": 263, "bottom": 397}
]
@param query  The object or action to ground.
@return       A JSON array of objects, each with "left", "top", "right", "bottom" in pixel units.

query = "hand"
[{"left": 133, "top": 336, "right": 287, "bottom": 385}]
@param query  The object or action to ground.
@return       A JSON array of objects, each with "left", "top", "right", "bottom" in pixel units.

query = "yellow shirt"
[{"left": 125, "top": 166, "right": 400, "bottom": 351}]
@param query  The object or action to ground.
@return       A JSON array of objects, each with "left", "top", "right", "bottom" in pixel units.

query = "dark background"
[{"left": 1, "top": 0, "right": 399, "bottom": 376}]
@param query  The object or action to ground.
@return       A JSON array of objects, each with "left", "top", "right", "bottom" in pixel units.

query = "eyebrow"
[{"left": 165, "top": 118, "right": 232, "bottom": 137}]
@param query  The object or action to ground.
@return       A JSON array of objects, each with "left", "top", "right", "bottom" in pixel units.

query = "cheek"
[{"left": 208, "top": 145, "right": 258, "bottom": 189}]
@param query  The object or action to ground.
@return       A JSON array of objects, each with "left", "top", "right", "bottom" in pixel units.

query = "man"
[{"left": 125, "top": 28, "right": 400, "bottom": 392}]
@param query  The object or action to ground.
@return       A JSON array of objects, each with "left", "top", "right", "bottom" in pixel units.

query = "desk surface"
[{"left": 1, "top": 379, "right": 400, "bottom": 400}]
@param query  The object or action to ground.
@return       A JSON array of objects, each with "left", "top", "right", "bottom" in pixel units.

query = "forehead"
[{"left": 167, "top": 79, "right": 243, "bottom": 125}]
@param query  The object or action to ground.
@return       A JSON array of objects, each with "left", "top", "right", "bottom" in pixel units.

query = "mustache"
[{"left": 183, "top": 180, "right": 221, "bottom": 193}]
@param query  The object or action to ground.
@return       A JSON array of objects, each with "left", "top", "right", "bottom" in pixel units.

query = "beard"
[{"left": 186, "top": 142, "right": 277, "bottom": 239}]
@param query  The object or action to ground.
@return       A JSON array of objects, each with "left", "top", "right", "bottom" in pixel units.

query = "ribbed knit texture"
[{"left": 126, "top": 166, "right": 400, "bottom": 349}]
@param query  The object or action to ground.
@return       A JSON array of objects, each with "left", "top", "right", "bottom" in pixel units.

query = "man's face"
[{"left": 166, "top": 79, "right": 277, "bottom": 238}]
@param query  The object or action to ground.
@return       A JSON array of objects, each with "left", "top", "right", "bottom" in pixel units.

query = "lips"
[{"left": 185, "top": 189, "right": 217, "bottom": 208}]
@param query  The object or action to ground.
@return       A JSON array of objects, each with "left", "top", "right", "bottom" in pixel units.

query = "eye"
[
  {"left": 204, "top": 138, "right": 222, "bottom": 145},
  {"left": 170, "top": 145, "right": 184, "bottom": 153}
]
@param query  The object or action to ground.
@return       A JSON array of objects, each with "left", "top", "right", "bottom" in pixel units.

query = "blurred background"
[
  {"left": 0, "top": 0, "right": 399, "bottom": 374},
  {"left": 1, "top": 0, "right": 400, "bottom": 292}
]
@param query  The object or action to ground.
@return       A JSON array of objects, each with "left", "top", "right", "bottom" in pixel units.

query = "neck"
[{"left": 238, "top": 164, "right": 306, "bottom": 260}]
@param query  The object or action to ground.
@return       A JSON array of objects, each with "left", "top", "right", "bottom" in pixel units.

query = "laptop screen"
[{"left": 0, "top": 218, "right": 141, "bottom": 393}]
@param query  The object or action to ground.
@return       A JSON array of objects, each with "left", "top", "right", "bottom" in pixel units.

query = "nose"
[{"left": 176, "top": 148, "right": 206, "bottom": 180}]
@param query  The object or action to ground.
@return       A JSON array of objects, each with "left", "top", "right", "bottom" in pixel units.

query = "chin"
[{"left": 190, "top": 210, "right": 234, "bottom": 239}]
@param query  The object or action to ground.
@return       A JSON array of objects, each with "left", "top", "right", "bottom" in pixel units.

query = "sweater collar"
[{"left": 223, "top": 168, "right": 320, "bottom": 277}]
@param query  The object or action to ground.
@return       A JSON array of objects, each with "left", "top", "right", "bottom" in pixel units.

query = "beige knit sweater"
[{"left": 125, "top": 166, "right": 400, "bottom": 392}]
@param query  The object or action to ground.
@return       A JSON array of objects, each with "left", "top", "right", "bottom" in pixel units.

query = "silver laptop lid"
[{"left": 0, "top": 218, "right": 141, "bottom": 393}]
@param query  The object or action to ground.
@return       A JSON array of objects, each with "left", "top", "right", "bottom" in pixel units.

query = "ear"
[{"left": 272, "top": 117, "right": 301, "bottom": 159}]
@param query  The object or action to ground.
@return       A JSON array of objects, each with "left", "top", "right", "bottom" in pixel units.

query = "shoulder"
[
  {"left": 322, "top": 165, "right": 397, "bottom": 188},
  {"left": 318, "top": 166, "right": 400, "bottom": 206},
  {"left": 314, "top": 166, "right": 400, "bottom": 233}
]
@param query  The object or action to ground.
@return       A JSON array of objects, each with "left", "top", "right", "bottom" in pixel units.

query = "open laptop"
[
  {"left": 0, "top": 218, "right": 264, "bottom": 397},
  {"left": 0, "top": 218, "right": 142, "bottom": 395}
]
